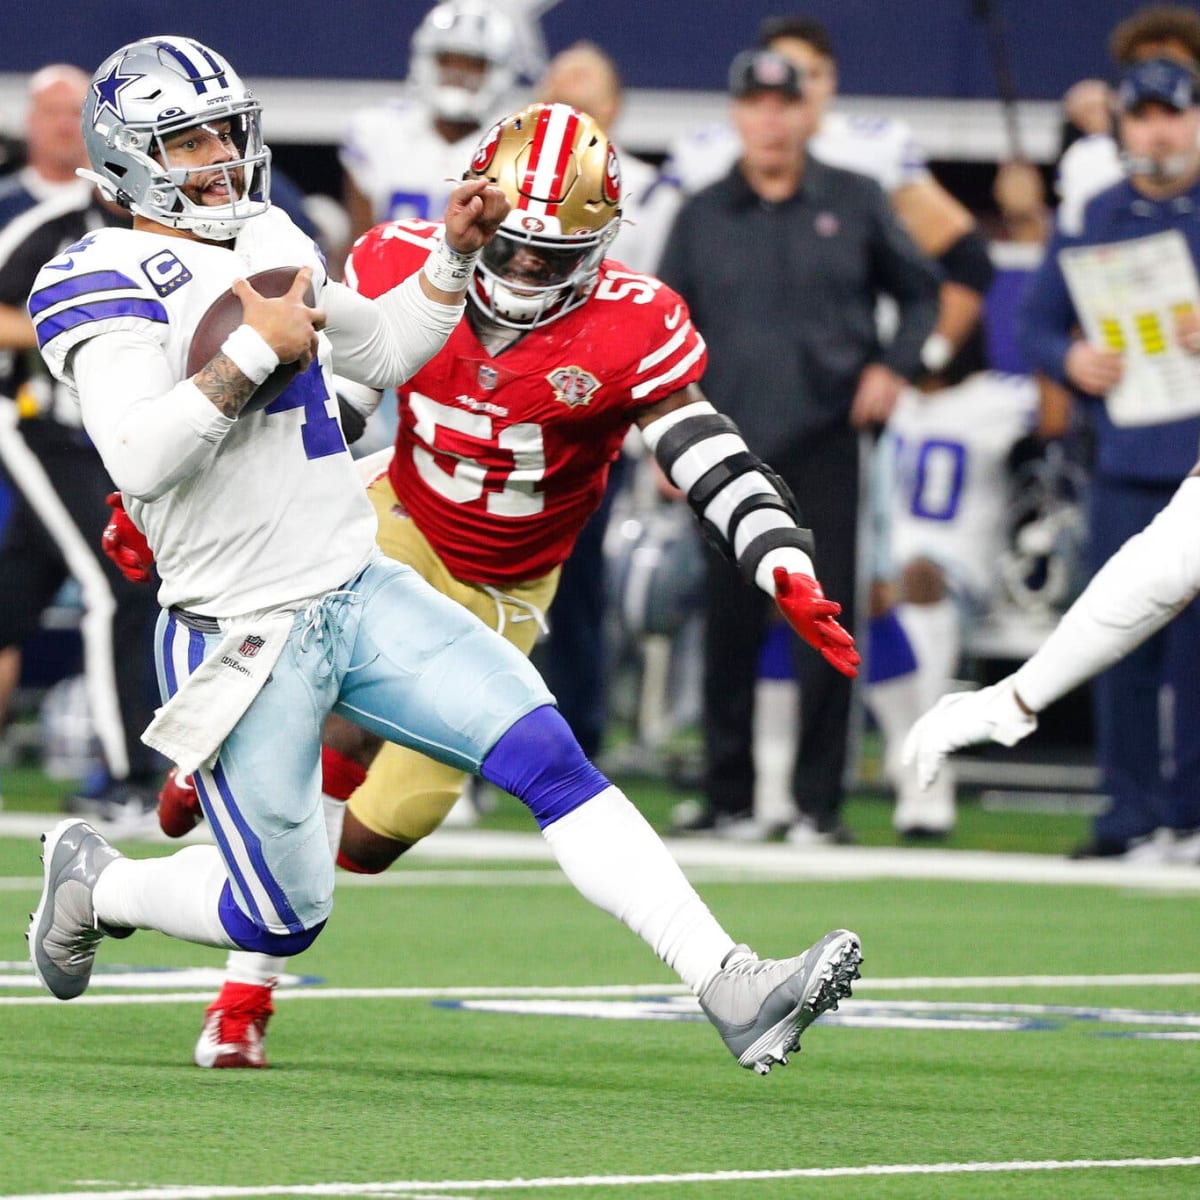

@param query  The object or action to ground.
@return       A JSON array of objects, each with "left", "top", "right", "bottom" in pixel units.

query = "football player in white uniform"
[
  {"left": 29, "top": 48, "right": 863, "bottom": 1076},
  {"left": 340, "top": 0, "right": 522, "bottom": 245},
  {"left": 903, "top": 444, "right": 1200, "bottom": 866},
  {"left": 868, "top": 359, "right": 1040, "bottom": 834}
]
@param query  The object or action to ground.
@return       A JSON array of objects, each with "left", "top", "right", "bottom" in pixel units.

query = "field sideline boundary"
[{"left": 1, "top": 817, "right": 1199, "bottom": 891}]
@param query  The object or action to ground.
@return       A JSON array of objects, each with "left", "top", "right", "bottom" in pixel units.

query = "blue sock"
[{"left": 866, "top": 609, "right": 918, "bottom": 685}]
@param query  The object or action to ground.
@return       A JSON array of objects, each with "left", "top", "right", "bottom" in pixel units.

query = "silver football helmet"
[
  {"left": 409, "top": 0, "right": 518, "bottom": 124},
  {"left": 79, "top": 36, "right": 270, "bottom": 241}
]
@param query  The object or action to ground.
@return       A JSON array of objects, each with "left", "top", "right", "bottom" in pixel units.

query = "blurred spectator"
[
  {"left": 537, "top": 40, "right": 676, "bottom": 275},
  {"left": 1057, "top": 4, "right": 1200, "bottom": 233},
  {"left": 657, "top": 48, "right": 939, "bottom": 843},
  {"left": 339, "top": 0, "right": 522, "bottom": 246},
  {"left": 663, "top": 15, "right": 993, "bottom": 375},
  {"left": 0, "top": 68, "right": 166, "bottom": 824},
  {"left": 1018, "top": 57, "right": 1200, "bottom": 859}
]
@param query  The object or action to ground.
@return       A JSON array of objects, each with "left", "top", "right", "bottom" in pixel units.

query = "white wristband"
[
  {"left": 218, "top": 324, "right": 279, "bottom": 386},
  {"left": 422, "top": 237, "right": 480, "bottom": 293}
]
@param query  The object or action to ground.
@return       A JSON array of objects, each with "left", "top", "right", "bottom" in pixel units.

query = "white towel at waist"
[{"left": 141, "top": 608, "right": 295, "bottom": 776}]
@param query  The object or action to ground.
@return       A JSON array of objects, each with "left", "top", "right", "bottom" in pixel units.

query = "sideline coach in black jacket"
[{"left": 658, "top": 48, "right": 940, "bottom": 841}]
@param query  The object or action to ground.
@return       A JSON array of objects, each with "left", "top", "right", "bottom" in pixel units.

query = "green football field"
[{"left": 1, "top": 778, "right": 1198, "bottom": 1200}]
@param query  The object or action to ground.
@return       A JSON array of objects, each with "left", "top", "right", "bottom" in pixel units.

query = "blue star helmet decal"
[{"left": 91, "top": 61, "right": 144, "bottom": 126}]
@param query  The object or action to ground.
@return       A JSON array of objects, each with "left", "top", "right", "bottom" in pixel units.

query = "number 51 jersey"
[{"left": 346, "top": 219, "right": 708, "bottom": 585}]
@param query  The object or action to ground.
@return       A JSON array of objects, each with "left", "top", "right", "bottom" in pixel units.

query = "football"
[{"left": 185, "top": 266, "right": 317, "bottom": 413}]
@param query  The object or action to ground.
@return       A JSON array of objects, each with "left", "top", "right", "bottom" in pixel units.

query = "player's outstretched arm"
[
  {"left": 418, "top": 180, "right": 510, "bottom": 305},
  {"left": 638, "top": 385, "right": 859, "bottom": 678},
  {"left": 904, "top": 468, "right": 1200, "bottom": 788}
]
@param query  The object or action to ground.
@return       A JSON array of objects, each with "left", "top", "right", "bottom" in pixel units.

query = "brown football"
[{"left": 185, "top": 267, "right": 317, "bottom": 413}]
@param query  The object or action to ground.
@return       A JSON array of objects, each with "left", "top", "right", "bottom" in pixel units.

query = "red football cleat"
[
  {"left": 194, "top": 981, "right": 274, "bottom": 1068},
  {"left": 157, "top": 768, "right": 203, "bottom": 838}
]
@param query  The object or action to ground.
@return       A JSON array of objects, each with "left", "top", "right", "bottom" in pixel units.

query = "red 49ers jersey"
[{"left": 346, "top": 219, "right": 708, "bottom": 583}]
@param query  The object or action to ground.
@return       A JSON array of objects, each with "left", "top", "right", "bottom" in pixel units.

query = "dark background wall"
[{"left": 0, "top": 1, "right": 1149, "bottom": 98}]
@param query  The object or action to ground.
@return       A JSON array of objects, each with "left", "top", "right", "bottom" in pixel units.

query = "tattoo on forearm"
[{"left": 193, "top": 352, "right": 258, "bottom": 418}]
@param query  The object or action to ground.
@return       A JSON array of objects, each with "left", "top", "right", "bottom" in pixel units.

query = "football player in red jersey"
[{"left": 126, "top": 104, "right": 861, "bottom": 1068}]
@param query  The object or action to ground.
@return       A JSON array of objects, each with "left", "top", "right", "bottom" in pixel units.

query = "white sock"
[
  {"left": 322, "top": 792, "right": 346, "bottom": 858},
  {"left": 865, "top": 672, "right": 924, "bottom": 784},
  {"left": 752, "top": 678, "right": 799, "bottom": 825},
  {"left": 92, "top": 844, "right": 236, "bottom": 947},
  {"left": 540, "top": 785, "right": 736, "bottom": 994},
  {"left": 224, "top": 949, "right": 288, "bottom": 987},
  {"left": 898, "top": 599, "right": 960, "bottom": 712}
]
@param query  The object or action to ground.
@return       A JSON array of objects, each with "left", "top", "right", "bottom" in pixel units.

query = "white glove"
[{"left": 902, "top": 678, "right": 1038, "bottom": 790}]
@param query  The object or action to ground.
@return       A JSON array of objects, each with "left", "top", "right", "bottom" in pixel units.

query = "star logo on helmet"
[
  {"left": 547, "top": 365, "right": 600, "bottom": 408},
  {"left": 91, "top": 61, "right": 145, "bottom": 127}
]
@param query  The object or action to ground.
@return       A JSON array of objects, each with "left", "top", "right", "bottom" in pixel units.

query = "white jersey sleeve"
[
  {"left": 1055, "top": 134, "right": 1123, "bottom": 236},
  {"left": 608, "top": 148, "right": 681, "bottom": 276},
  {"left": 660, "top": 122, "right": 741, "bottom": 195},
  {"left": 812, "top": 112, "right": 930, "bottom": 194}
]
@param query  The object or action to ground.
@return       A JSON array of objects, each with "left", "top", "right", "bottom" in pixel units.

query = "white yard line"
[
  {"left": 2, "top": 1156, "right": 1199, "bottom": 1200},
  {"left": 2, "top": 818, "right": 1199, "bottom": 890},
  {"left": 2, "top": 974, "right": 1200, "bottom": 1007}
]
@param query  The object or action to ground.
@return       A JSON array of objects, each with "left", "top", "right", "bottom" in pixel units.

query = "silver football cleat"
[
  {"left": 699, "top": 929, "right": 862, "bottom": 1074},
  {"left": 27, "top": 819, "right": 127, "bottom": 1000}
]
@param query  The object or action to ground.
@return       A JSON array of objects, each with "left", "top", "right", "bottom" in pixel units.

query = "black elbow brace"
[{"left": 937, "top": 228, "right": 994, "bottom": 296}]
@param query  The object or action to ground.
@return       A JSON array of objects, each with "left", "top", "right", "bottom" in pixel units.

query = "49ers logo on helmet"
[
  {"left": 603, "top": 145, "right": 621, "bottom": 205},
  {"left": 470, "top": 121, "right": 504, "bottom": 173},
  {"left": 521, "top": 215, "right": 546, "bottom": 233}
]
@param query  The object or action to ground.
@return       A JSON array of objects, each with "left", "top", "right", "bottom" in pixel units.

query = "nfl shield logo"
[
  {"left": 478, "top": 364, "right": 499, "bottom": 390},
  {"left": 547, "top": 365, "right": 601, "bottom": 408},
  {"left": 239, "top": 635, "right": 265, "bottom": 658}
]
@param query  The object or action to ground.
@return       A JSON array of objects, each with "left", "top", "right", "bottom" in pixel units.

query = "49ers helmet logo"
[
  {"left": 547, "top": 365, "right": 601, "bottom": 408},
  {"left": 603, "top": 144, "right": 622, "bottom": 205},
  {"left": 470, "top": 121, "right": 504, "bottom": 173}
]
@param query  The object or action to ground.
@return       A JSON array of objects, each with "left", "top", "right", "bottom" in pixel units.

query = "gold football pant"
[{"left": 349, "top": 472, "right": 560, "bottom": 842}]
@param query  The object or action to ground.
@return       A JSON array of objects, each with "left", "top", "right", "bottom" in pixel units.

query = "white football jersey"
[
  {"left": 1055, "top": 134, "right": 1123, "bottom": 236},
  {"left": 884, "top": 371, "right": 1038, "bottom": 603},
  {"left": 663, "top": 109, "right": 930, "bottom": 197},
  {"left": 30, "top": 207, "right": 379, "bottom": 616},
  {"left": 609, "top": 146, "right": 679, "bottom": 275},
  {"left": 339, "top": 97, "right": 487, "bottom": 225}
]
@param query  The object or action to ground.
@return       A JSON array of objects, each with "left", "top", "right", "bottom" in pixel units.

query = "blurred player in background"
[
  {"left": 128, "top": 103, "right": 861, "bottom": 1067},
  {"left": 340, "top": 0, "right": 527, "bottom": 245}
]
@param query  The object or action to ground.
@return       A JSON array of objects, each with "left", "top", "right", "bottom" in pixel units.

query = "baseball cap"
[
  {"left": 1117, "top": 57, "right": 1198, "bottom": 113},
  {"left": 728, "top": 49, "right": 802, "bottom": 100}
]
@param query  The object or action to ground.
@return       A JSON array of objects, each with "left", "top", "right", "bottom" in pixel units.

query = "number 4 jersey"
[
  {"left": 29, "top": 207, "right": 380, "bottom": 615},
  {"left": 346, "top": 219, "right": 708, "bottom": 584}
]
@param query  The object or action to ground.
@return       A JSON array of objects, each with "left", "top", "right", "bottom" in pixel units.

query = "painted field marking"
[
  {"left": 2, "top": 972, "right": 1200, "bottom": 1006},
  {"left": 3, "top": 1155, "right": 1200, "bottom": 1200}
]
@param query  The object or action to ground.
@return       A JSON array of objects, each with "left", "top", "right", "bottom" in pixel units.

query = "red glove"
[
  {"left": 773, "top": 566, "right": 860, "bottom": 678},
  {"left": 101, "top": 492, "right": 154, "bottom": 584}
]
